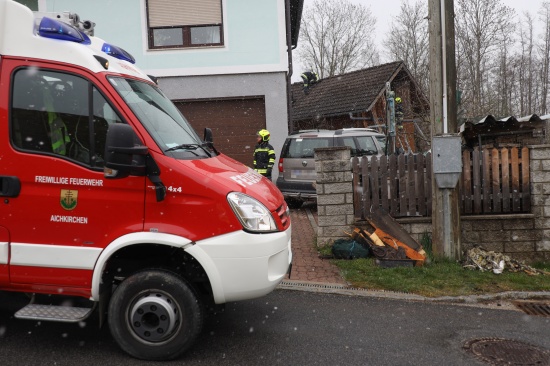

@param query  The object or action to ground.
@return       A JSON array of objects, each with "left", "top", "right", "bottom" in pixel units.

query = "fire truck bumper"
[{"left": 185, "top": 226, "right": 292, "bottom": 304}]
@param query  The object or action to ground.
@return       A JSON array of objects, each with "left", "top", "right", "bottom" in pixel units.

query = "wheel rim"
[{"left": 129, "top": 291, "right": 180, "bottom": 343}]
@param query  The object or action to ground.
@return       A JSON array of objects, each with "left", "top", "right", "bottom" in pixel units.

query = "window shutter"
[{"left": 148, "top": 0, "right": 222, "bottom": 27}]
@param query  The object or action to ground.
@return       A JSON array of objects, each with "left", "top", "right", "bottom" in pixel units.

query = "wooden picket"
[{"left": 352, "top": 147, "right": 530, "bottom": 218}]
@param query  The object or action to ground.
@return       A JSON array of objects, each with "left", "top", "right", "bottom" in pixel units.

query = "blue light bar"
[
  {"left": 38, "top": 17, "right": 91, "bottom": 45},
  {"left": 101, "top": 43, "right": 135, "bottom": 64}
]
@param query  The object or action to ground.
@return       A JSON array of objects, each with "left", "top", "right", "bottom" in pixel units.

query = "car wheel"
[
  {"left": 108, "top": 269, "right": 203, "bottom": 361},
  {"left": 286, "top": 198, "right": 303, "bottom": 209}
]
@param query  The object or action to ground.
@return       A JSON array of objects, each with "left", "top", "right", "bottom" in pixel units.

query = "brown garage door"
[{"left": 174, "top": 97, "right": 266, "bottom": 167}]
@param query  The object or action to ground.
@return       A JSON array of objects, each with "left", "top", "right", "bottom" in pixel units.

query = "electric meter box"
[{"left": 432, "top": 135, "right": 462, "bottom": 188}]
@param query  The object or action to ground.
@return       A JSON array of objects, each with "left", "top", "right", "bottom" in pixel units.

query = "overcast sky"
[{"left": 292, "top": 0, "right": 546, "bottom": 81}]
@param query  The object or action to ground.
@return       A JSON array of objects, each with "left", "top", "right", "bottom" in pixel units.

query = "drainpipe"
[
  {"left": 285, "top": 0, "right": 297, "bottom": 134},
  {"left": 440, "top": 0, "right": 448, "bottom": 134}
]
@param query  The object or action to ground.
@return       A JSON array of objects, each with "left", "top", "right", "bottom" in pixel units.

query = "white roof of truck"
[{"left": 0, "top": 0, "right": 150, "bottom": 81}]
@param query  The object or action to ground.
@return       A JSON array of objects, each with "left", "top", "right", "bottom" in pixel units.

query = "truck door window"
[{"left": 11, "top": 68, "right": 123, "bottom": 168}]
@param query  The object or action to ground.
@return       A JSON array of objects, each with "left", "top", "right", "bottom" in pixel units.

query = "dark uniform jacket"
[{"left": 253, "top": 141, "right": 276, "bottom": 178}]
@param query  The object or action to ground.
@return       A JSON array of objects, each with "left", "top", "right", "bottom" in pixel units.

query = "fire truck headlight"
[{"left": 227, "top": 192, "right": 277, "bottom": 232}]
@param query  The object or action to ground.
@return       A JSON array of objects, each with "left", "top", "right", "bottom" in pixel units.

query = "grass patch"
[
  {"left": 332, "top": 258, "right": 550, "bottom": 297},
  {"left": 317, "top": 243, "right": 333, "bottom": 257},
  {"left": 323, "top": 233, "right": 550, "bottom": 297}
]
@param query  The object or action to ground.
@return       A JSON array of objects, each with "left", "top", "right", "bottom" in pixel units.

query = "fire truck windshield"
[{"left": 108, "top": 76, "right": 211, "bottom": 158}]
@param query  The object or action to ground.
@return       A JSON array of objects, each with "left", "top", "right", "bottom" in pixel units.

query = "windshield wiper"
[{"left": 165, "top": 143, "right": 212, "bottom": 157}]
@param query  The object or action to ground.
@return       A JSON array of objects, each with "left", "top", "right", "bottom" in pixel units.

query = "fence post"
[
  {"left": 530, "top": 144, "right": 550, "bottom": 255},
  {"left": 314, "top": 146, "right": 354, "bottom": 247}
]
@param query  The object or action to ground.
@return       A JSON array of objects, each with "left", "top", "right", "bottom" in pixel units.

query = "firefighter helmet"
[
  {"left": 395, "top": 97, "right": 402, "bottom": 104},
  {"left": 257, "top": 129, "right": 270, "bottom": 142}
]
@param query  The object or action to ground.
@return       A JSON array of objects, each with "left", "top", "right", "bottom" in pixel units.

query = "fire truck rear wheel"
[{"left": 108, "top": 269, "right": 203, "bottom": 361}]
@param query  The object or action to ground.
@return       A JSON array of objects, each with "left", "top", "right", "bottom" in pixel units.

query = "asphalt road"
[{"left": 0, "top": 290, "right": 549, "bottom": 365}]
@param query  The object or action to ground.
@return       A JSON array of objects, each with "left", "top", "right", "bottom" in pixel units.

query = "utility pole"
[
  {"left": 386, "top": 82, "right": 396, "bottom": 155},
  {"left": 428, "top": 0, "right": 461, "bottom": 259}
]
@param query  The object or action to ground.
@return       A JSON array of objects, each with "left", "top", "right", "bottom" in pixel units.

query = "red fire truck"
[{"left": 0, "top": 0, "right": 292, "bottom": 360}]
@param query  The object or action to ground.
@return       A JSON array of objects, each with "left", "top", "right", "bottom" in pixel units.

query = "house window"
[{"left": 147, "top": 0, "right": 223, "bottom": 49}]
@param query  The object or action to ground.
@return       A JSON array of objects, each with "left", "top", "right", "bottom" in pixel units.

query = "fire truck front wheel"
[{"left": 108, "top": 269, "right": 204, "bottom": 361}]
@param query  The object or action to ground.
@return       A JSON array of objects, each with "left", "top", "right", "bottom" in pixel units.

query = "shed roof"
[
  {"left": 291, "top": 61, "right": 404, "bottom": 121},
  {"left": 459, "top": 114, "right": 550, "bottom": 134}
]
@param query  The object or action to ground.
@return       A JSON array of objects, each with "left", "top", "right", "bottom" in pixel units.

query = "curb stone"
[{"left": 278, "top": 280, "right": 550, "bottom": 308}]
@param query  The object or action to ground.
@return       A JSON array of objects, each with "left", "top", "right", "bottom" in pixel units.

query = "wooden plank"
[
  {"left": 379, "top": 155, "right": 389, "bottom": 212},
  {"left": 482, "top": 149, "right": 491, "bottom": 213},
  {"left": 426, "top": 153, "right": 432, "bottom": 216},
  {"left": 491, "top": 148, "right": 501, "bottom": 213},
  {"left": 472, "top": 148, "right": 481, "bottom": 213},
  {"left": 352, "top": 157, "right": 361, "bottom": 219},
  {"left": 511, "top": 147, "right": 520, "bottom": 211},
  {"left": 458, "top": 157, "right": 464, "bottom": 213},
  {"left": 501, "top": 148, "right": 510, "bottom": 213},
  {"left": 370, "top": 156, "right": 380, "bottom": 210},
  {"left": 417, "top": 154, "right": 426, "bottom": 215},
  {"left": 462, "top": 150, "right": 472, "bottom": 214},
  {"left": 521, "top": 146, "right": 530, "bottom": 212},
  {"left": 406, "top": 155, "right": 415, "bottom": 215},
  {"left": 362, "top": 156, "right": 371, "bottom": 217},
  {"left": 399, "top": 154, "right": 407, "bottom": 216},
  {"left": 389, "top": 154, "right": 398, "bottom": 216}
]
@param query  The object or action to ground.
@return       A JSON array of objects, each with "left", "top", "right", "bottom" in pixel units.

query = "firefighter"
[
  {"left": 39, "top": 78, "right": 71, "bottom": 155},
  {"left": 301, "top": 71, "right": 319, "bottom": 94},
  {"left": 395, "top": 96, "right": 404, "bottom": 130},
  {"left": 253, "top": 129, "right": 276, "bottom": 179}
]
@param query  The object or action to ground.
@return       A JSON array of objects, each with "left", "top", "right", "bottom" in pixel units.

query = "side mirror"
[
  {"left": 204, "top": 127, "right": 213, "bottom": 144},
  {"left": 203, "top": 127, "right": 218, "bottom": 154},
  {"left": 104, "top": 124, "right": 148, "bottom": 179}
]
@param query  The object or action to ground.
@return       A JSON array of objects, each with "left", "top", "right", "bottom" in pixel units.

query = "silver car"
[{"left": 276, "top": 128, "right": 386, "bottom": 208}]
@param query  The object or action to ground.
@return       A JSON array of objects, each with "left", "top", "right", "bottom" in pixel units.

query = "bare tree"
[
  {"left": 515, "top": 13, "right": 536, "bottom": 115},
  {"left": 492, "top": 29, "right": 515, "bottom": 117},
  {"left": 539, "top": 2, "right": 550, "bottom": 114},
  {"left": 385, "top": 0, "right": 429, "bottom": 96},
  {"left": 455, "top": 0, "right": 514, "bottom": 118},
  {"left": 297, "top": 0, "right": 379, "bottom": 78}
]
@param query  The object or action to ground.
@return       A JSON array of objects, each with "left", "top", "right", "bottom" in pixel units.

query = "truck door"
[
  {"left": 0, "top": 62, "right": 146, "bottom": 289},
  {"left": 0, "top": 226, "right": 9, "bottom": 285}
]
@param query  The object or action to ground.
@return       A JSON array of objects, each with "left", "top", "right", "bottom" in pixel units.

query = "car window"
[
  {"left": 286, "top": 138, "right": 331, "bottom": 158},
  {"left": 355, "top": 136, "right": 379, "bottom": 155},
  {"left": 375, "top": 135, "right": 387, "bottom": 153},
  {"left": 341, "top": 137, "right": 357, "bottom": 156}
]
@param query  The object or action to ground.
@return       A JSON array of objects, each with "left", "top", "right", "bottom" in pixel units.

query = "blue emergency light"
[
  {"left": 101, "top": 43, "right": 135, "bottom": 64},
  {"left": 38, "top": 17, "right": 91, "bottom": 45}
]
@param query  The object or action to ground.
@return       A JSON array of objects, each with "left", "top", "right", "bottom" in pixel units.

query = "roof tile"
[{"left": 292, "top": 61, "right": 404, "bottom": 120}]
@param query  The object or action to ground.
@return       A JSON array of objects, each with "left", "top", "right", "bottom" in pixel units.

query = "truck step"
[{"left": 15, "top": 304, "right": 94, "bottom": 323}]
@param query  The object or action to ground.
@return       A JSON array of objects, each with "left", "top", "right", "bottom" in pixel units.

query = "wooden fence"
[{"left": 352, "top": 147, "right": 530, "bottom": 218}]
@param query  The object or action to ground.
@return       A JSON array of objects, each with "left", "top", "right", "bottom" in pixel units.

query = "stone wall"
[
  {"left": 314, "top": 144, "right": 550, "bottom": 263},
  {"left": 314, "top": 147, "right": 355, "bottom": 246}
]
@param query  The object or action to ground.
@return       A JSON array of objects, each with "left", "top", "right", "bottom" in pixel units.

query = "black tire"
[
  {"left": 108, "top": 270, "right": 203, "bottom": 361},
  {"left": 285, "top": 198, "right": 303, "bottom": 209}
]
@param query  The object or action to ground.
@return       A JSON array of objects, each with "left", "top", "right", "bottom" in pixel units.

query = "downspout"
[{"left": 285, "top": 0, "right": 295, "bottom": 134}]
